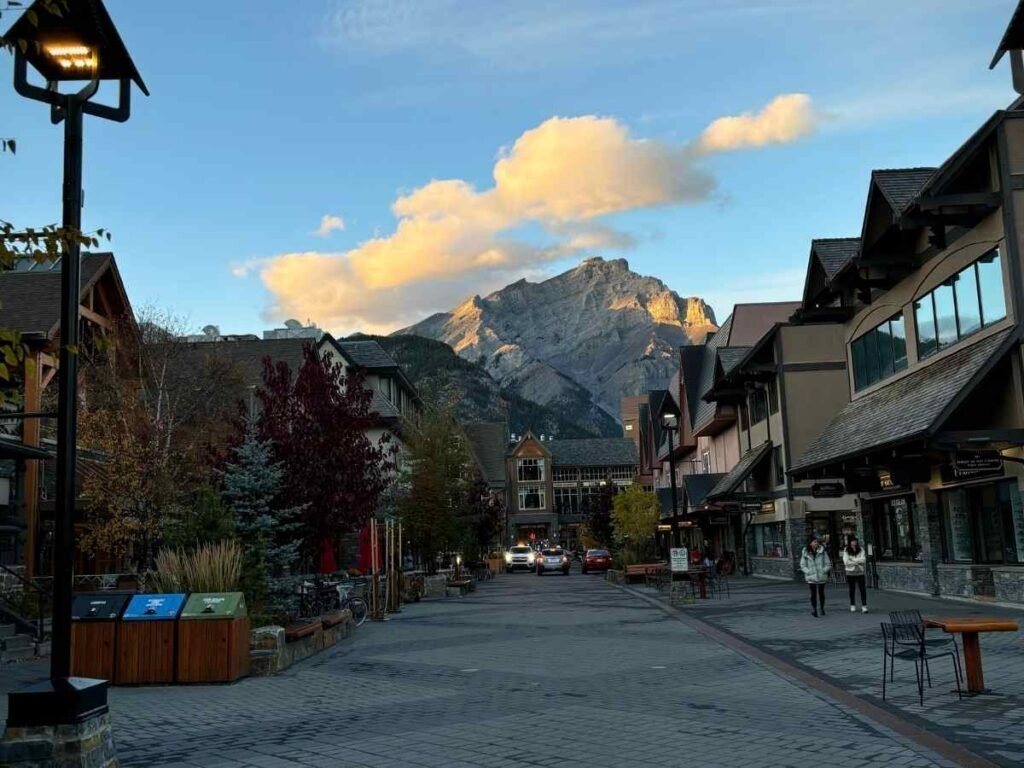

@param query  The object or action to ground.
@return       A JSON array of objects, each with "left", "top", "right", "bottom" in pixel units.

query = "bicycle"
[{"left": 337, "top": 581, "right": 369, "bottom": 626}]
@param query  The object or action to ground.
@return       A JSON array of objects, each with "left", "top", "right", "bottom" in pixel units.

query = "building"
[
  {"left": 506, "top": 433, "right": 638, "bottom": 549},
  {"left": 788, "top": 26, "right": 1024, "bottom": 603},
  {"left": 620, "top": 391, "right": 672, "bottom": 493},
  {"left": 463, "top": 421, "right": 511, "bottom": 544},
  {"left": 0, "top": 253, "right": 134, "bottom": 577}
]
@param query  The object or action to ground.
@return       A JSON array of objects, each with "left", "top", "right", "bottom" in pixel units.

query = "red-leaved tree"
[{"left": 256, "top": 343, "right": 396, "bottom": 566}]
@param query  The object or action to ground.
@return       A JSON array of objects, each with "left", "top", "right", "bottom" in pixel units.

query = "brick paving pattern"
[
  {"left": 633, "top": 576, "right": 1024, "bottom": 767},
  {"left": 1, "top": 574, "right": 968, "bottom": 767}
]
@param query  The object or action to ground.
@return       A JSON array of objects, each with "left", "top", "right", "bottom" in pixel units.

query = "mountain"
[
  {"left": 398, "top": 257, "right": 717, "bottom": 422},
  {"left": 362, "top": 334, "right": 616, "bottom": 438}
]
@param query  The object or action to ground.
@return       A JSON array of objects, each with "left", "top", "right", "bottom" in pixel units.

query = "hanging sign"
[{"left": 812, "top": 482, "right": 845, "bottom": 498}]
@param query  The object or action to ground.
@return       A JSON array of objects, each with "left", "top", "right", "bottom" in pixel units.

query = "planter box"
[
  {"left": 250, "top": 611, "right": 354, "bottom": 677},
  {"left": 606, "top": 570, "right": 625, "bottom": 585},
  {"left": 992, "top": 566, "right": 1024, "bottom": 605}
]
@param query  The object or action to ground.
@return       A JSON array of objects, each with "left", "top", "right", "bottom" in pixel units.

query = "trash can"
[
  {"left": 176, "top": 592, "right": 250, "bottom": 683},
  {"left": 115, "top": 593, "right": 187, "bottom": 685},
  {"left": 70, "top": 592, "right": 132, "bottom": 681}
]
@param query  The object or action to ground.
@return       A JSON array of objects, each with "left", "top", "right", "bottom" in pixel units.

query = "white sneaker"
[
  {"left": 850, "top": 606, "right": 856, "bottom": 612},
  {"left": 862, "top": 607, "right": 868, "bottom": 614}
]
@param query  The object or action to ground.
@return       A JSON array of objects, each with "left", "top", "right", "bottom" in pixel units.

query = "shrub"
[{"left": 148, "top": 541, "right": 242, "bottom": 593}]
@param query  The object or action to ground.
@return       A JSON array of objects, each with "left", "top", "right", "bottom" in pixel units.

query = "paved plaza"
[{"left": 1, "top": 572, "right": 1016, "bottom": 767}]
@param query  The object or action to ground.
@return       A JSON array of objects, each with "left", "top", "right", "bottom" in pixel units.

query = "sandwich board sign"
[{"left": 670, "top": 548, "right": 689, "bottom": 572}]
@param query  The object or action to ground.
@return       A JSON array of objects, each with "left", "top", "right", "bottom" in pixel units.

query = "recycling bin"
[
  {"left": 70, "top": 592, "right": 132, "bottom": 681},
  {"left": 115, "top": 593, "right": 187, "bottom": 684},
  {"left": 176, "top": 592, "right": 250, "bottom": 683}
]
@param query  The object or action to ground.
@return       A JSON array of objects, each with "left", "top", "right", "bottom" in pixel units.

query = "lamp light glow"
[{"left": 44, "top": 43, "right": 98, "bottom": 72}]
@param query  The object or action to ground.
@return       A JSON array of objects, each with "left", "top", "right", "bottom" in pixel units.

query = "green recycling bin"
[{"left": 176, "top": 592, "right": 250, "bottom": 683}]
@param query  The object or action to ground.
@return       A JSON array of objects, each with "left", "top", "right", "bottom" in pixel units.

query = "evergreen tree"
[{"left": 222, "top": 423, "right": 303, "bottom": 614}]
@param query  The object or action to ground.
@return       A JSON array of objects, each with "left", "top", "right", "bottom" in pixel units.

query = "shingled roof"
[
  {"left": 463, "top": 422, "right": 509, "bottom": 487},
  {"left": 337, "top": 340, "right": 399, "bottom": 370},
  {"left": 547, "top": 438, "right": 638, "bottom": 467},
  {"left": 707, "top": 441, "right": 773, "bottom": 500},
  {"left": 0, "top": 253, "right": 113, "bottom": 337},
  {"left": 691, "top": 316, "right": 734, "bottom": 431},
  {"left": 812, "top": 238, "right": 859, "bottom": 281},
  {"left": 992, "top": 0, "right": 1024, "bottom": 67},
  {"left": 184, "top": 337, "right": 312, "bottom": 388},
  {"left": 717, "top": 347, "right": 752, "bottom": 376},
  {"left": 684, "top": 473, "right": 726, "bottom": 508},
  {"left": 872, "top": 168, "right": 937, "bottom": 212},
  {"left": 791, "top": 329, "right": 1014, "bottom": 474}
]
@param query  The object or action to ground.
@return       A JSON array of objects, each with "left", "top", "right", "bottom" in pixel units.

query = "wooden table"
[{"left": 925, "top": 617, "right": 1019, "bottom": 694}]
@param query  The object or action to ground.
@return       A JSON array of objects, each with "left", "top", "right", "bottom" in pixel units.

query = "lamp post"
[
  {"left": 4, "top": 0, "right": 147, "bottom": 731},
  {"left": 661, "top": 413, "right": 680, "bottom": 518}
]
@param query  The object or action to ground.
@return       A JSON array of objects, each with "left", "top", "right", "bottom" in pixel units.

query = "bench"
[
  {"left": 446, "top": 578, "right": 474, "bottom": 597},
  {"left": 285, "top": 619, "right": 321, "bottom": 642},
  {"left": 624, "top": 563, "right": 667, "bottom": 584}
]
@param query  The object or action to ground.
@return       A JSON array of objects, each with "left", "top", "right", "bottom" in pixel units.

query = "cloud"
[
  {"left": 696, "top": 94, "right": 823, "bottom": 154},
  {"left": 248, "top": 98, "right": 818, "bottom": 333},
  {"left": 313, "top": 214, "right": 346, "bottom": 237}
]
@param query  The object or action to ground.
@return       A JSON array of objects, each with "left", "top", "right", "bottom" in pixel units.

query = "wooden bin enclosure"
[
  {"left": 176, "top": 592, "right": 250, "bottom": 683},
  {"left": 70, "top": 593, "right": 132, "bottom": 681},
  {"left": 115, "top": 593, "right": 187, "bottom": 685}
]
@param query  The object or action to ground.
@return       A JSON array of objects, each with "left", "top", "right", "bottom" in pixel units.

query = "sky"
[{"left": 2, "top": 0, "right": 1019, "bottom": 335}]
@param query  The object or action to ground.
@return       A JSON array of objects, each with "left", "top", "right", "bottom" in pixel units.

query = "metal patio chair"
[
  {"left": 889, "top": 609, "right": 962, "bottom": 688},
  {"left": 881, "top": 622, "right": 962, "bottom": 705}
]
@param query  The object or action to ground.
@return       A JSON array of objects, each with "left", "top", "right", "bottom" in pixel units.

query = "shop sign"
[
  {"left": 759, "top": 501, "right": 775, "bottom": 514},
  {"left": 812, "top": 482, "right": 845, "bottom": 498},
  {"left": 740, "top": 502, "right": 761, "bottom": 512},
  {"left": 948, "top": 449, "right": 1004, "bottom": 481},
  {"left": 670, "top": 548, "right": 689, "bottom": 573},
  {"left": 841, "top": 513, "right": 858, "bottom": 524}
]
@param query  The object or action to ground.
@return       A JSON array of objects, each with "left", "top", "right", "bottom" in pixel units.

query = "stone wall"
[
  {"left": 422, "top": 575, "right": 449, "bottom": 599},
  {"left": 0, "top": 713, "right": 117, "bottom": 767},
  {"left": 937, "top": 564, "right": 995, "bottom": 599},
  {"left": 875, "top": 562, "right": 933, "bottom": 595},
  {"left": 992, "top": 567, "right": 1024, "bottom": 604},
  {"left": 250, "top": 613, "right": 354, "bottom": 677},
  {"left": 750, "top": 556, "right": 795, "bottom": 581}
]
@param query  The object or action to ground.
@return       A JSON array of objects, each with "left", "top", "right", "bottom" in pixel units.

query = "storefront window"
[
  {"left": 753, "top": 522, "right": 786, "bottom": 558},
  {"left": 874, "top": 496, "right": 918, "bottom": 561},
  {"left": 943, "top": 488, "right": 973, "bottom": 562},
  {"left": 941, "top": 481, "right": 1022, "bottom": 564}
]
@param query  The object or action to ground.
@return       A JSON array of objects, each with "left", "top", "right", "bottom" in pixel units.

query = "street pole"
[{"left": 667, "top": 428, "right": 678, "bottom": 517}]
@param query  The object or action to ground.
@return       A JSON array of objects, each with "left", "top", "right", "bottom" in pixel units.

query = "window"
[
  {"left": 554, "top": 486, "right": 580, "bottom": 516},
  {"left": 852, "top": 313, "right": 909, "bottom": 391},
  {"left": 941, "top": 481, "right": 1023, "bottom": 564},
  {"left": 767, "top": 378, "right": 779, "bottom": 415},
  {"left": 874, "top": 496, "right": 918, "bottom": 561},
  {"left": 773, "top": 446, "right": 784, "bottom": 487},
  {"left": 609, "top": 466, "right": 635, "bottom": 481},
  {"left": 701, "top": 450, "right": 711, "bottom": 475},
  {"left": 518, "top": 486, "right": 546, "bottom": 511},
  {"left": 581, "top": 467, "right": 605, "bottom": 482},
  {"left": 552, "top": 467, "right": 579, "bottom": 483},
  {"left": 517, "top": 458, "right": 545, "bottom": 482},
  {"left": 739, "top": 402, "right": 749, "bottom": 430},
  {"left": 750, "top": 389, "right": 768, "bottom": 425},
  {"left": 752, "top": 523, "right": 787, "bottom": 558},
  {"left": 915, "top": 249, "right": 1007, "bottom": 360}
]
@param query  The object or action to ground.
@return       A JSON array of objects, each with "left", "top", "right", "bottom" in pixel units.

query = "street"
[{"left": 3, "top": 573, "right": 961, "bottom": 767}]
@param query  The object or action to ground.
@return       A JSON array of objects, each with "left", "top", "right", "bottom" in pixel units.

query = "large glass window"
[
  {"left": 752, "top": 523, "right": 787, "bottom": 558},
  {"left": 554, "top": 487, "right": 579, "bottom": 516},
  {"left": 916, "top": 249, "right": 1007, "bottom": 360},
  {"left": 518, "top": 486, "right": 546, "bottom": 510},
  {"left": 874, "top": 496, "right": 918, "bottom": 561},
  {"left": 552, "top": 467, "right": 578, "bottom": 483},
  {"left": 941, "top": 481, "right": 1022, "bottom": 563},
  {"left": 851, "top": 312, "right": 909, "bottom": 391},
  {"left": 517, "top": 458, "right": 545, "bottom": 482},
  {"left": 750, "top": 389, "right": 768, "bottom": 425}
]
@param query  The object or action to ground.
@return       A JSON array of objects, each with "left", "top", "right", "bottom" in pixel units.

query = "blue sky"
[{"left": 1, "top": 0, "right": 1018, "bottom": 334}]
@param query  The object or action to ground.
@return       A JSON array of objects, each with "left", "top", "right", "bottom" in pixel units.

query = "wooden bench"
[
  {"left": 285, "top": 619, "right": 321, "bottom": 642},
  {"left": 321, "top": 610, "right": 351, "bottom": 629},
  {"left": 446, "top": 578, "right": 474, "bottom": 596},
  {"left": 624, "top": 563, "right": 667, "bottom": 584}
]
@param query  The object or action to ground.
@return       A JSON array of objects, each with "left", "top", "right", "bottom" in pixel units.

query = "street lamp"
[
  {"left": 661, "top": 412, "right": 680, "bottom": 517},
  {"left": 4, "top": 0, "right": 147, "bottom": 732}
]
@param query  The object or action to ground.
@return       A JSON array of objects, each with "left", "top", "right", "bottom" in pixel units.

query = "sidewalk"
[{"left": 628, "top": 576, "right": 1024, "bottom": 768}]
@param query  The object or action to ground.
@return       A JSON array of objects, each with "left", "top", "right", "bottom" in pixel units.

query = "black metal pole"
[
  {"left": 50, "top": 93, "right": 84, "bottom": 682},
  {"left": 668, "top": 429, "right": 678, "bottom": 516}
]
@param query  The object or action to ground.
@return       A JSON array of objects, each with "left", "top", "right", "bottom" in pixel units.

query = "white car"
[
  {"left": 505, "top": 545, "right": 537, "bottom": 572},
  {"left": 536, "top": 547, "right": 571, "bottom": 576}
]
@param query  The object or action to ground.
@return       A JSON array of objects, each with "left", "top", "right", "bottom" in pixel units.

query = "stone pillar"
[
  {"left": 913, "top": 485, "right": 941, "bottom": 597},
  {"left": 0, "top": 712, "right": 118, "bottom": 767},
  {"left": 787, "top": 502, "right": 808, "bottom": 582}
]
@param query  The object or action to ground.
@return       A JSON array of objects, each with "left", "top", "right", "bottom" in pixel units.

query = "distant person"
[
  {"left": 799, "top": 536, "right": 832, "bottom": 617},
  {"left": 701, "top": 539, "right": 715, "bottom": 570},
  {"left": 842, "top": 538, "right": 868, "bottom": 613}
]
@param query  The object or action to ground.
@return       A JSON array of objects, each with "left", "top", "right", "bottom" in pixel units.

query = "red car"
[{"left": 582, "top": 549, "right": 611, "bottom": 574}]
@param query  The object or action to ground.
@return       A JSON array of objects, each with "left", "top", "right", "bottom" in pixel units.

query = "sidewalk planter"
[
  {"left": 606, "top": 569, "right": 625, "bottom": 585},
  {"left": 992, "top": 567, "right": 1024, "bottom": 604},
  {"left": 116, "top": 593, "right": 186, "bottom": 685},
  {"left": 176, "top": 592, "right": 250, "bottom": 684},
  {"left": 70, "top": 592, "right": 132, "bottom": 681},
  {"left": 250, "top": 612, "right": 355, "bottom": 677},
  {"left": 423, "top": 574, "right": 448, "bottom": 598}
]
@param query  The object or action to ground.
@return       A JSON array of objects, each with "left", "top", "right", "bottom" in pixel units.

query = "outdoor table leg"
[
  {"left": 961, "top": 631, "right": 984, "bottom": 693},
  {"left": 698, "top": 573, "right": 707, "bottom": 600}
]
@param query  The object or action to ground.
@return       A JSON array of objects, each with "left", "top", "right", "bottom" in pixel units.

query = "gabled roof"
[
  {"left": 791, "top": 329, "right": 1015, "bottom": 475},
  {"left": 684, "top": 473, "right": 726, "bottom": 508},
  {"left": 547, "top": 438, "right": 638, "bottom": 467},
  {"left": 184, "top": 337, "right": 312, "bottom": 388},
  {"left": 0, "top": 253, "right": 119, "bottom": 338},
  {"left": 707, "top": 441, "right": 773, "bottom": 500},
  {"left": 812, "top": 238, "right": 859, "bottom": 281},
  {"left": 717, "top": 347, "right": 751, "bottom": 376},
  {"left": 679, "top": 345, "right": 705, "bottom": 429},
  {"left": 463, "top": 422, "right": 509, "bottom": 487},
  {"left": 691, "top": 316, "right": 733, "bottom": 432},
  {"left": 337, "top": 340, "right": 400, "bottom": 370},
  {"left": 992, "top": 0, "right": 1024, "bottom": 68},
  {"left": 872, "top": 168, "right": 937, "bottom": 212}
]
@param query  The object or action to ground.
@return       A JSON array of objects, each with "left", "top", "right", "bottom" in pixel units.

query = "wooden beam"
[
  {"left": 80, "top": 304, "right": 112, "bottom": 329},
  {"left": 22, "top": 352, "right": 42, "bottom": 579},
  {"left": 916, "top": 192, "right": 1001, "bottom": 211}
]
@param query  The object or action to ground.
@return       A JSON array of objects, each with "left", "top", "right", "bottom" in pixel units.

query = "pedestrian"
[
  {"left": 799, "top": 536, "right": 832, "bottom": 617},
  {"left": 842, "top": 537, "right": 868, "bottom": 613},
  {"left": 701, "top": 539, "right": 715, "bottom": 570}
]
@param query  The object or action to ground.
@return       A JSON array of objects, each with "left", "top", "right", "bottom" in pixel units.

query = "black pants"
[
  {"left": 847, "top": 575, "right": 867, "bottom": 607},
  {"left": 808, "top": 583, "right": 826, "bottom": 612}
]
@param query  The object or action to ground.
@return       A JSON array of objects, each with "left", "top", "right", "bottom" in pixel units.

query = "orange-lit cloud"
[
  {"left": 248, "top": 95, "right": 819, "bottom": 333},
  {"left": 313, "top": 214, "right": 346, "bottom": 237}
]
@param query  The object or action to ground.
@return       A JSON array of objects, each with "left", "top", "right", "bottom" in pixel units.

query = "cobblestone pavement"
[
  {"left": 633, "top": 576, "right": 1024, "bottom": 767},
  {"left": 1, "top": 574, "right": 969, "bottom": 767}
]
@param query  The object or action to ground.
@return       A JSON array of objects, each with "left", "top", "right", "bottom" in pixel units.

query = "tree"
[
  {"left": 222, "top": 423, "right": 303, "bottom": 615},
  {"left": 464, "top": 477, "right": 503, "bottom": 560},
  {"left": 582, "top": 481, "right": 617, "bottom": 547},
  {"left": 398, "top": 406, "right": 472, "bottom": 572},
  {"left": 256, "top": 343, "right": 396, "bottom": 565},
  {"left": 611, "top": 485, "right": 661, "bottom": 545}
]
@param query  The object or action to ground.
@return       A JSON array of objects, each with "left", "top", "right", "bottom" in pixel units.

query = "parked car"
[
  {"left": 536, "top": 547, "right": 571, "bottom": 576},
  {"left": 505, "top": 545, "right": 537, "bottom": 573},
  {"left": 582, "top": 549, "right": 612, "bottom": 574}
]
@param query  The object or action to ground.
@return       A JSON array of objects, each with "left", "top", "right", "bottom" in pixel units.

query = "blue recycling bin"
[{"left": 115, "top": 594, "right": 187, "bottom": 684}]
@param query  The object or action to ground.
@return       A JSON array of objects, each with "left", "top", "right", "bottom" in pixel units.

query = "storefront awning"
[
  {"left": 684, "top": 473, "right": 726, "bottom": 508},
  {"left": 790, "top": 328, "right": 1014, "bottom": 477},
  {"left": 707, "top": 442, "right": 773, "bottom": 501},
  {"left": 0, "top": 438, "right": 52, "bottom": 461}
]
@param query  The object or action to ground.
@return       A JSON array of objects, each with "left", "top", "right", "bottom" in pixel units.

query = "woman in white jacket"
[{"left": 842, "top": 538, "right": 868, "bottom": 613}]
